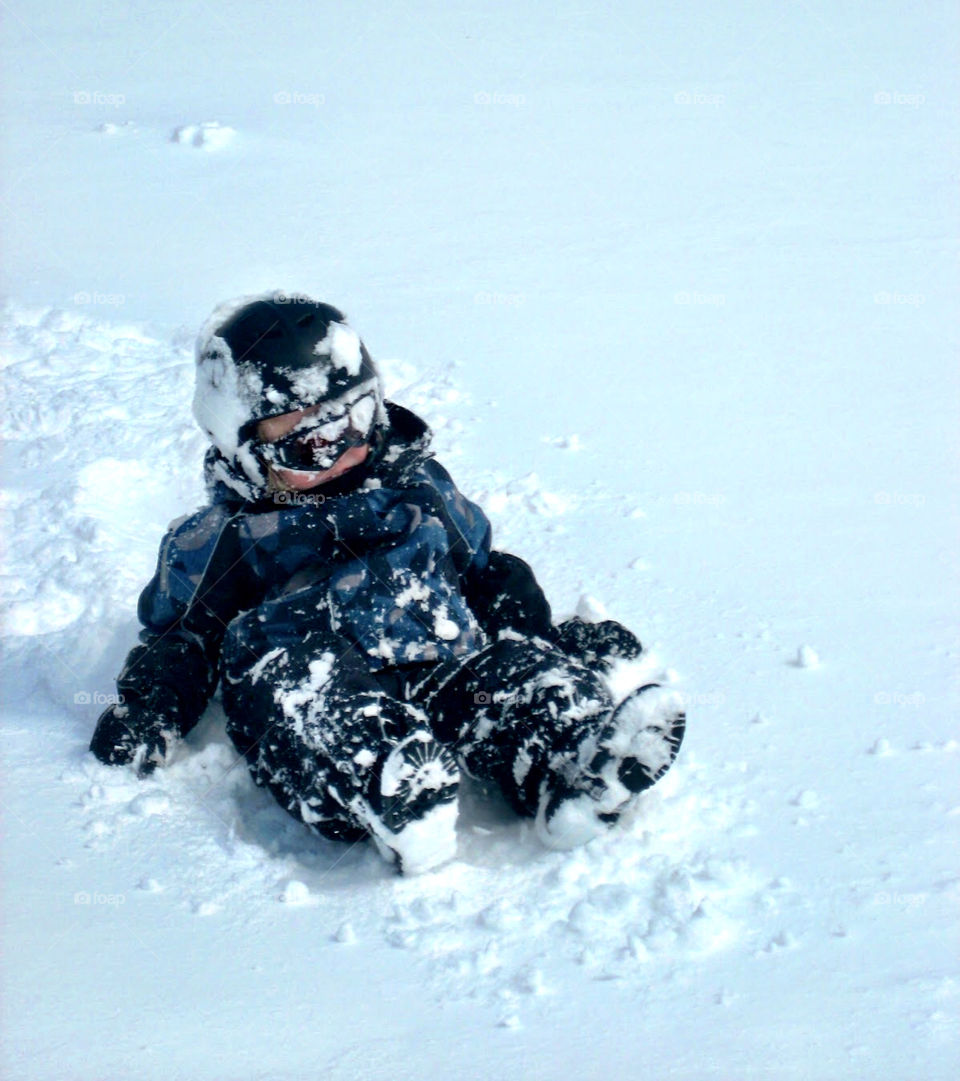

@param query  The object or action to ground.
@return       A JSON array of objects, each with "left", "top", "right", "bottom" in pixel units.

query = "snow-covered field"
[{"left": 2, "top": 3, "right": 957, "bottom": 1079}]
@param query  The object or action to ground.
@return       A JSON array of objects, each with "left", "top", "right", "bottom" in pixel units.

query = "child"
[{"left": 90, "top": 294, "right": 685, "bottom": 873}]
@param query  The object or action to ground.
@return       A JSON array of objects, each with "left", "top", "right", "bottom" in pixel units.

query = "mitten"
[
  {"left": 89, "top": 700, "right": 182, "bottom": 778},
  {"left": 551, "top": 617, "right": 643, "bottom": 672}
]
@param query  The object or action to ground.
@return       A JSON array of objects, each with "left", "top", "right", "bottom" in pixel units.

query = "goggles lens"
[{"left": 259, "top": 391, "right": 376, "bottom": 473}]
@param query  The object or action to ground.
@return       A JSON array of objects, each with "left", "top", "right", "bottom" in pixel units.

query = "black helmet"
[{"left": 193, "top": 292, "right": 385, "bottom": 494}]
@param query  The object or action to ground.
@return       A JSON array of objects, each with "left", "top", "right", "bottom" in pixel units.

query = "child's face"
[{"left": 257, "top": 404, "right": 370, "bottom": 491}]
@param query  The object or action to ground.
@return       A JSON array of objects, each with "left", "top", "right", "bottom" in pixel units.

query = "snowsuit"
[{"left": 99, "top": 402, "right": 633, "bottom": 844}]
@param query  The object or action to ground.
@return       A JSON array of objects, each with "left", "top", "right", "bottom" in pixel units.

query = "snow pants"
[{"left": 221, "top": 621, "right": 616, "bottom": 844}]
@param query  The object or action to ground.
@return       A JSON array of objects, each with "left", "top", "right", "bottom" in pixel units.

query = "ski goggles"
[{"left": 257, "top": 390, "right": 377, "bottom": 473}]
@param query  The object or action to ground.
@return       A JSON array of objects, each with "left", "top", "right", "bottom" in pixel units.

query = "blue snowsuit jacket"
[{"left": 116, "top": 402, "right": 554, "bottom": 734}]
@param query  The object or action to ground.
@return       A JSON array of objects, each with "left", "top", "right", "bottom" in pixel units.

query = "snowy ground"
[{"left": 2, "top": 3, "right": 958, "bottom": 1079}]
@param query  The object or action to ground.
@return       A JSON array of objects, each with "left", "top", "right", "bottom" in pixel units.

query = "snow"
[
  {"left": 278, "top": 879, "right": 316, "bottom": 906},
  {"left": 2, "top": 2, "right": 958, "bottom": 1080},
  {"left": 277, "top": 654, "right": 335, "bottom": 720},
  {"left": 433, "top": 612, "right": 461, "bottom": 640},
  {"left": 314, "top": 321, "right": 363, "bottom": 375},
  {"left": 192, "top": 333, "right": 257, "bottom": 457},
  {"left": 370, "top": 797, "right": 459, "bottom": 876},
  {"left": 170, "top": 121, "right": 236, "bottom": 151},
  {"left": 793, "top": 644, "right": 821, "bottom": 669},
  {"left": 3, "top": 581, "right": 85, "bottom": 637},
  {"left": 286, "top": 361, "right": 331, "bottom": 404}
]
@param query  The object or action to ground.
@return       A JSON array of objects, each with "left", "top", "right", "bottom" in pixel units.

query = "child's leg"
[
  {"left": 221, "top": 630, "right": 459, "bottom": 872},
  {"left": 426, "top": 636, "right": 614, "bottom": 815},
  {"left": 425, "top": 635, "right": 684, "bottom": 847}
]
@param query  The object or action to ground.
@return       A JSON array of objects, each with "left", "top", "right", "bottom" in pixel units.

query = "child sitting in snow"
[{"left": 90, "top": 294, "right": 685, "bottom": 873}]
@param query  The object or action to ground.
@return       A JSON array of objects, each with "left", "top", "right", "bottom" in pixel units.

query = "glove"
[
  {"left": 89, "top": 700, "right": 181, "bottom": 778},
  {"left": 551, "top": 617, "right": 643, "bottom": 672},
  {"left": 462, "top": 550, "right": 554, "bottom": 641}
]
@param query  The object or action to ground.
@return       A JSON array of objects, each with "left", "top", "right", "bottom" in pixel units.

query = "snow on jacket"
[{"left": 114, "top": 401, "right": 554, "bottom": 737}]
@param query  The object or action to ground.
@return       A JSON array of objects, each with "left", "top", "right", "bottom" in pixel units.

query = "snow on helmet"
[{"left": 193, "top": 291, "right": 385, "bottom": 492}]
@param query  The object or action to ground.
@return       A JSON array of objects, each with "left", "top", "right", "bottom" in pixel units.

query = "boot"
[
  {"left": 353, "top": 730, "right": 460, "bottom": 874},
  {"left": 536, "top": 683, "right": 686, "bottom": 849}
]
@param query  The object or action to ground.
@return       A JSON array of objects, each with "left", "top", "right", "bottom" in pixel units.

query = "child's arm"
[
  {"left": 462, "top": 548, "right": 554, "bottom": 640},
  {"left": 464, "top": 551, "right": 643, "bottom": 669},
  {"left": 89, "top": 634, "right": 219, "bottom": 775},
  {"left": 90, "top": 505, "right": 251, "bottom": 775}
]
